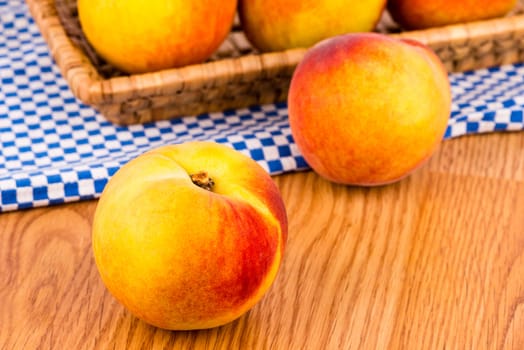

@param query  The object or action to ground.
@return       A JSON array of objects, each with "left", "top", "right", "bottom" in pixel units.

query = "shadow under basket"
[{"left": 27, "top": 0, "right": 524, "bottom": 125}]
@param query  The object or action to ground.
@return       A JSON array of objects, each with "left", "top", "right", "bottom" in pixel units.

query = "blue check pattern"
[{"left": 1, "top": 2, "right": 524, "bottom": 211}]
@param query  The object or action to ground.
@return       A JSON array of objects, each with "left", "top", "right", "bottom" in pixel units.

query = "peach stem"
[{"left": 190, "top": 171, "right": 215, "bottom": 191}]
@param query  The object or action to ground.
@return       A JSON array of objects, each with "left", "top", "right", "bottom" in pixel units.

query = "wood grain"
[{"left": 1, "top": 131, "right": 524, "bottom": 349}]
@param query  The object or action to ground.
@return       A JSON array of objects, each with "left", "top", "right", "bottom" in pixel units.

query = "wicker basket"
[{"left": 27, "top": 0, "right": 524, "bottom": 125}]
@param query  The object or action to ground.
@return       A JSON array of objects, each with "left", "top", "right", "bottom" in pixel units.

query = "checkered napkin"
[{"left": 1, "top": 3, "right": 524, "bottom": 212}]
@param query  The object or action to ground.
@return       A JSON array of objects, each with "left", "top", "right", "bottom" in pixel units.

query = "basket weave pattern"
[{"left": 27, "top": 0, "right": 524, "bottom": 125}]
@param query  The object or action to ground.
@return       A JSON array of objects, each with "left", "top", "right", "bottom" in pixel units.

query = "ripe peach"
[
  {"left": 238, "top": 0, "right": 387, "bottom": 52},
  {"left": 387, "top": 0, "right": 518, "bottom": 30},
  {"left": 78, "top": 0, "right": 237, "bottom": 73},
  {"left": 92, "top": 141, "right": 287, "bottom": 330},
  {"left": 288, "top": 33, "right": 452, "bottom": 186}
]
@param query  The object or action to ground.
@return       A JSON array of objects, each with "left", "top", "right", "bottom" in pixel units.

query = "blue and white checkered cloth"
[{"left": 1, "top": 2, "right": 524, "bottom": 212}]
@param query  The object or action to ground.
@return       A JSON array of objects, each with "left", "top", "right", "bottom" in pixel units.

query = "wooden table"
[{"left": 1, "top": 131, "right": 524, "bottom": 349}]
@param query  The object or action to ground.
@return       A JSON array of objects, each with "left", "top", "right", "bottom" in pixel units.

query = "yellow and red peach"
[
  {"left": 78, "top": 0, "right": 237, "bottom": 73},
  {"left": 238, "top": 0, "right": 387, "bottom": 52},
  {"left": 387, "top": 0, "right": 518, "bottom": 30},
  {"left": 92, "top": 141, "right": 287, "bottom": 330},
  {"left": 288, "top": 33, "right": 452, "bottom": 186}
]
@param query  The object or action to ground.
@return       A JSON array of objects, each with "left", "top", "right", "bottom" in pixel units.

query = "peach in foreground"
[{"left": 92, "top": 141, "right": 288, "bottom": 330}]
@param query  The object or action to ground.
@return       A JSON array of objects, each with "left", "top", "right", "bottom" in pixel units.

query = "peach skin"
[
  {"left": 288, "top": 33, "right": 452, "bottom": 186},
  {"left": 238, "top": 0, "right": 386, "bottom": 52},
  {"left": 78, "top": 0, "right": 237, "bottom": 73},
  {"left": 387, "top": 0, "right": 517, "bottom": 30},
  {"left": 92, "top": 141, "right": 287, "bottom": 330}
]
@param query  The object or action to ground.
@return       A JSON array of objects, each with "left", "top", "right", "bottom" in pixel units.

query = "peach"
[
  {"left": 387, "top": 0, "right": 518, "bottom": 30},
  {"left": 92, "top": 141, "right": 287, "bottom": 330},
  {"left": 287, "top": 33, "right": 452, "bottom": 186},
  {"left": 238, "top": 0, "right": 387, "bottom": 52},
  {"left": 78, "top": 0, "right": 237, "bottom": 73}
]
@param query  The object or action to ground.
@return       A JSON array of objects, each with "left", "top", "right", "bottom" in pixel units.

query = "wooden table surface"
[{"left": 1, "top": 131, "right": 524, "bottom": 349}]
